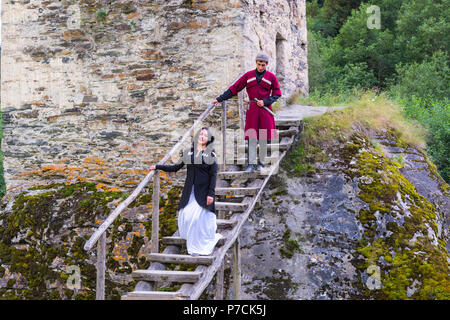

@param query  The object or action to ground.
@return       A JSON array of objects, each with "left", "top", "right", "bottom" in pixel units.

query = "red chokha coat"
[{"left": 229, "top": 69, "right": 282, "bottom": 140}]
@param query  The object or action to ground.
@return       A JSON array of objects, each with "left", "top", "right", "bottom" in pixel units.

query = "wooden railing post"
[
  {"left": 217, "top": 100, "right": 226, "bottom": 299},
  {"left": 232, "top": 235, "right": 241, "bottom": 300},
  {"left": 215, "top": 263, "right": 225, "bottom": 300},
  {"left": 215, "top": 208, "right": 225, "bottom": 300},
  {"left": 96, "top": 232, "right": 106, "bottom": 300},
  {"left": 221, "top": 101, "right": 227, "bottom": 172},
  {"left": 151, "top": 171, "right": 160, "bottom": 253}
]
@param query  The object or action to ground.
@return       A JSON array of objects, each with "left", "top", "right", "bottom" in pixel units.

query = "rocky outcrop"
[{"left": 240, "top": 118, "right": 449, "bottom": 299}]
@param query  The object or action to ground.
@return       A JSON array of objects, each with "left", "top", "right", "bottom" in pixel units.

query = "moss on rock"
[
  {"left": 279, "top": 227, "right": 303, "bottom": 259},
  {"left": 341, "top": 132, "right": 449, "bottom": 299},
  {"left": 293, "top": 94, "right": 449, "bottom": 300},
  {"left": 0, "top": 179, "right": 182, "bottom": 300}
]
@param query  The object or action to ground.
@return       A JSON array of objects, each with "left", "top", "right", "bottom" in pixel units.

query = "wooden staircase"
[
  {"left": 121, "top": 118, "right": 301, "bottom": 300},
  {"left": 82, "top": 99, "right": 346, "bottom": 300}
]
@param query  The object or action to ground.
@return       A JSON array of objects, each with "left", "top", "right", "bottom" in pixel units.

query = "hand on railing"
[
  {"left": 212, "top": 99, "right": 219, "bottom": 105},
  {"left": 149, "top": 165, "right": 156, "bottom": 171}
]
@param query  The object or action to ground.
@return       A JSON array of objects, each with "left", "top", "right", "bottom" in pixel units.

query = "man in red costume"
[{"left": 212, "top": 52, "right": 282, "bottom": 172}]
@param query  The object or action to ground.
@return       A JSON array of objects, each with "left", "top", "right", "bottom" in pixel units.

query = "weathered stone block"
[{"left": 1, "top": 0, "right": 308, "bottom": 196}]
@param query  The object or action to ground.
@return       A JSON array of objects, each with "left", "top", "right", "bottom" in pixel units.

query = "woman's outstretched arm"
[
  {"left": 155, "top": 161, "right": 184, "bottom": 172},
  {"left": 150, "top": 151, "right": 185, "bottom": 172}
]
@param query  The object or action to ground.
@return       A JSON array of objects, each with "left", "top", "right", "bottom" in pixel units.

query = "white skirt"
[{"left": 178, "top": 186, "right": 223, "bottom": 255}]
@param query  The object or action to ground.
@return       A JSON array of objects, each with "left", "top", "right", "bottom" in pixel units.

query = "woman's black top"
[{"left": 155, "top": 148, "right": 218, "bottom": 214}]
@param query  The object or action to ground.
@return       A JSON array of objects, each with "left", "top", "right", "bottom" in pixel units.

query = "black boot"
[
  {"left": 244, "top": 164, "right": 256, "bottom": 173},
  {"left": 256, "top": 161, "right": 263, "bottom": 171}
]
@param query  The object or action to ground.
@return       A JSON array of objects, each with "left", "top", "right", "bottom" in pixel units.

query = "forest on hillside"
[{"left": 304, "top": 0, "right": 449, "bottom": 182}]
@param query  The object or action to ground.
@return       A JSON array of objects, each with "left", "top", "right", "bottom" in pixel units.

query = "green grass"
[{"left": 293, "top": 88, "right": 427, "bottom": 151}]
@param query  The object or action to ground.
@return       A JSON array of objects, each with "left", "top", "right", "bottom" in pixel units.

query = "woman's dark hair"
[
  {"left": 190, "top": 127, "right": 216, "bottom": 163},
  {"left": 191, "top": 127, "right": 215, "bottom": 150}
]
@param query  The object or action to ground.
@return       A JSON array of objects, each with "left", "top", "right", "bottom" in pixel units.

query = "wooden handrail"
[{"left": 83, "top": 103, "right": 217, "bottom": 252}]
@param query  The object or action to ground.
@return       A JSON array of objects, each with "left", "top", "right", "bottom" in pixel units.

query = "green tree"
[
  {"left": 307, "top": 0, "right": 364, "bottom": 37},
  {"left": 366, "top": 0, "right": 404, "bottom": 32},
  {"left": 388, "top": 51, "right": 450, "bottom": 181},
  {"left": 333, "top": 3, "right": 398, "bottom": 87},
  {"left": 395, "top": 0, "right": 450, "bottom": 64},
  {"left": 307, "top": 0, "right": 341, "bottom": 37},
  {"left": 390, "top": 50, "right": 450, "bottom": 101}
]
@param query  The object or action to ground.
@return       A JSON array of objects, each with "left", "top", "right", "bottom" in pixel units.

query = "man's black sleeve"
[
  {"left": 216, "top": 89, "right": 233, "bottom": 102},
  {"left": 263, "top": 95, "right": 281, "bottom": 106}
]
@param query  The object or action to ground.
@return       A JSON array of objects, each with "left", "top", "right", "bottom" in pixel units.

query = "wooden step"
[
  {"left": 238, "top": 143, "right": 291, "bottom": 151},
  {"left": 217, "top": 171, "right": 263, "bottom": 180},
  {"left": 215, "top": 202, "right": 248, "bottom": 212},
  {"left": 277, "top": 127, "right": 299, "bottom": 137},
  {"left": 162, "top": 236, "right": 225, "bottom": 247},
  {"left": 275, "top": 119, "right": 302, "bottom": 127},
  {"left": 236, "top": 154, "right": 278, "bottom": 163},
  {"left": 148, "top": 253, "right": 214, "bottom": 265},
  {"left": 122, "top": 291, "right": 183, "bottom": 300},
  {"left": 162, "top": 236, "right": 186, "bottom": 246},
  {"left": 132, "top": 270, "right": 202, "bottom": 283},
  {"left": 216, "top": 218, "right": 238, "bottom": 229},
  {"left": 215, "top": 187, "right": 259, "bottom": 196}
]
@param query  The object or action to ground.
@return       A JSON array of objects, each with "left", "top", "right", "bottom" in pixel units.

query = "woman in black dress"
[{"left": 149, "top": 127, "right": 222, "bottom": 256}]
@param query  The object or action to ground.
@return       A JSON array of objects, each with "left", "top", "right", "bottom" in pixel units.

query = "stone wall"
[
  {"left": 241, "top": 0, "right": 308, "bottom": 100},
  {"left": 1, "top": 0, "right": 307, "bottom": 194}
]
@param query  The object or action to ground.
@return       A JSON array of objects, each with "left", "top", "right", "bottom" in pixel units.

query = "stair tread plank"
[
  {"left": 133, "top": 269, "right": 202, "bottom": 275},
  {"left": 148, "top": 253, "right": 214, "bottom": 265},
  {"left": 238, "top": 143, "right": 291, "bottom": 150},
  {"left": 217, "top": 171, "right": 263, "bottom": 179},
  {"left": 132, "top": 269, "right": 202, "bottom": 283},
  {"left": 216, "top": 219, "right": 237, "bottom": 228},
  {"left": 162, "top": 236, "right": 225, "bottom": 247},
  {"left": 121, "top": 291, "right": 183, "bottom": 300},
  {"left": 275, "top": 119, "right": 302, "bottom": 127},
  {"left": 236, "top": 156, "right": 279, "bottom": 161},
  {"left": 215, "top": 202, "right": 248, "bottom": 212},
  {"left": 277, "top": 127, "right": 299, "bottom": 136},
  {"left": 215, "top": 187, "right": 259, "bottom": 195}
]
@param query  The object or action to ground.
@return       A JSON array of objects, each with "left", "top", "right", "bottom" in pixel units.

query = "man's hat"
[{"left": 255, "top": 52, "right": 269, "bottom": 63}]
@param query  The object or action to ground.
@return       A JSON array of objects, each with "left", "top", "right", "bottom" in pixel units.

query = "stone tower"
[{"left": 1, "top": 0, "right": 308, "bottom": 194}]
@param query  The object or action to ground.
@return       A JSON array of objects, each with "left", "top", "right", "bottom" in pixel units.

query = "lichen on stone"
[{"left": 341, "top": 131, "right": 449, "bottom": 299}]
